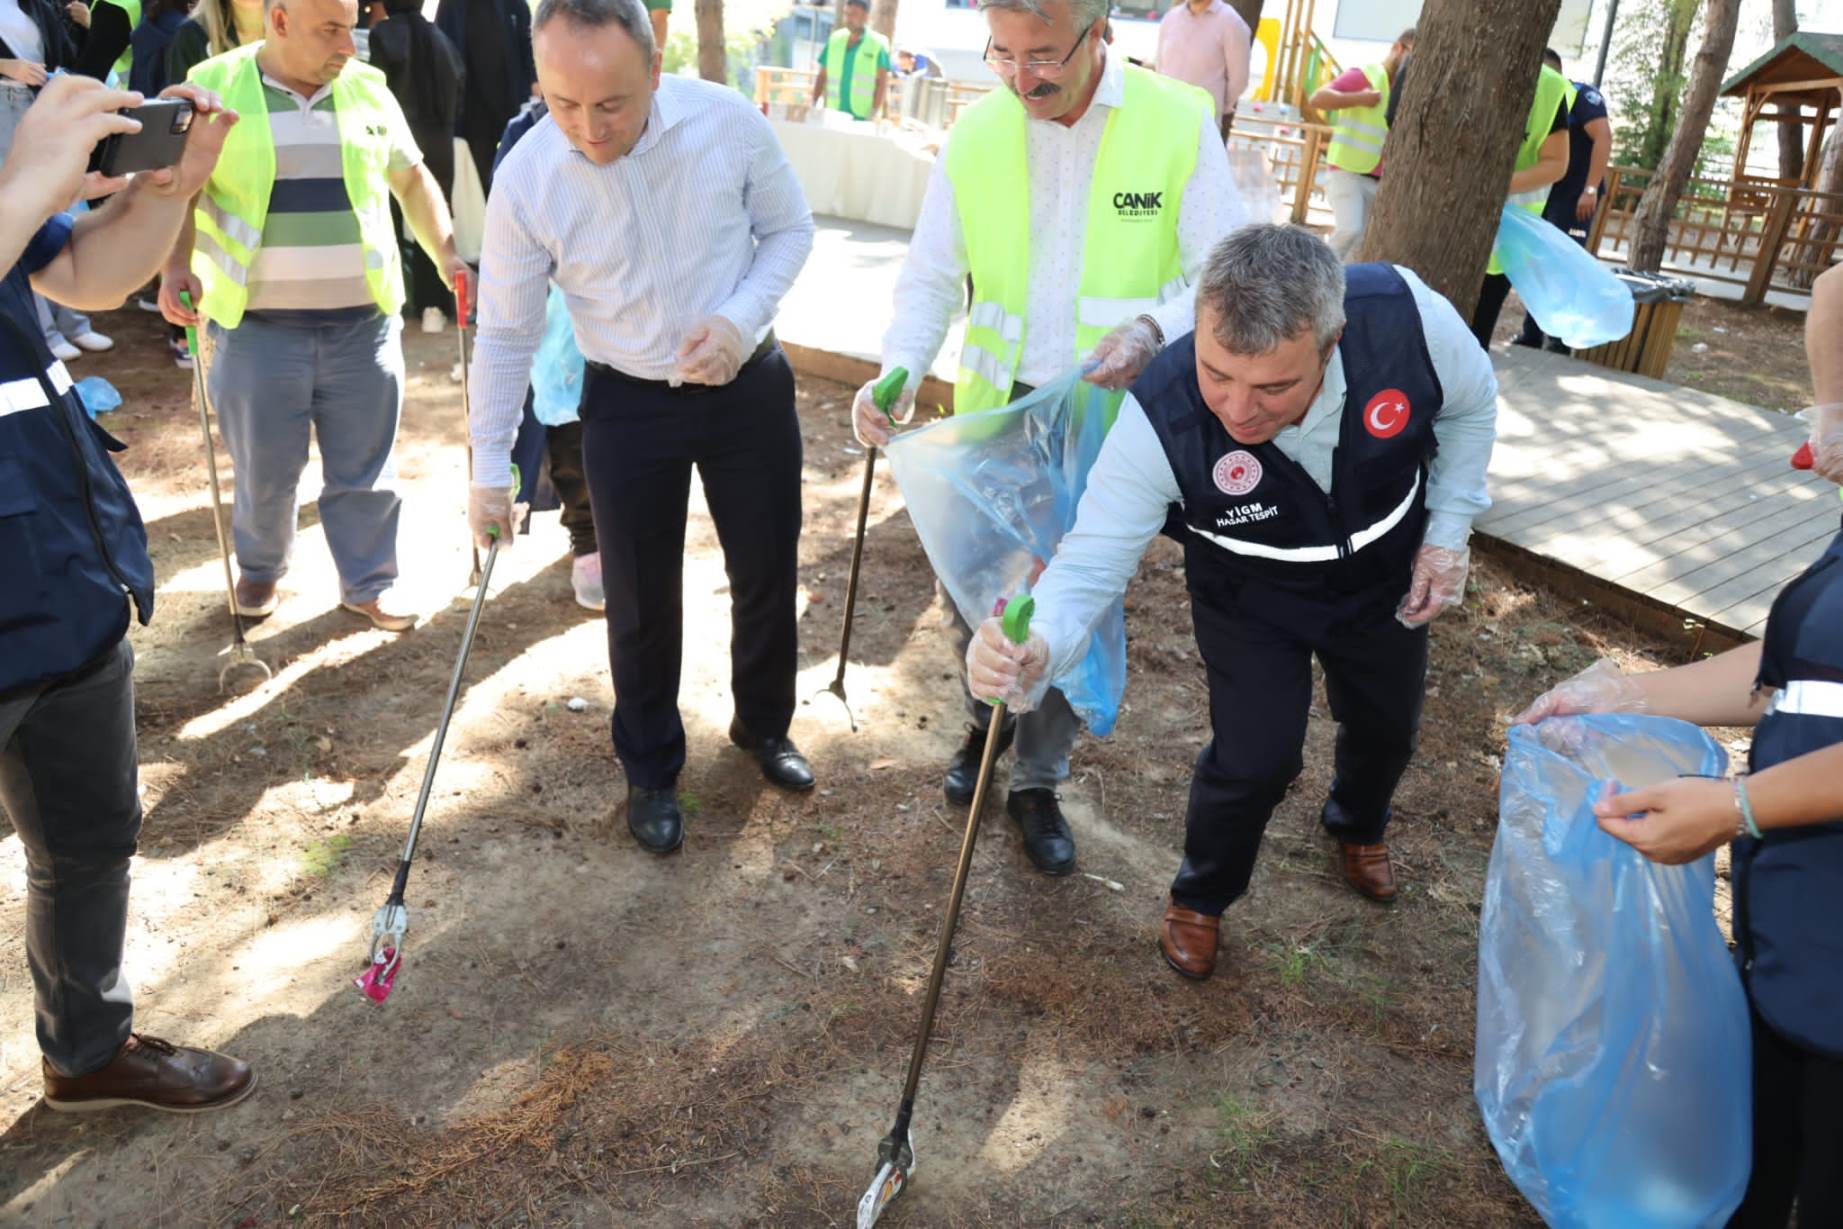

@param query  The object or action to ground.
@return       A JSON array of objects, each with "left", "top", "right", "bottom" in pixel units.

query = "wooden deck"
[{"left": 1480, "top": 345, "right": 1835, "bottom": 637}]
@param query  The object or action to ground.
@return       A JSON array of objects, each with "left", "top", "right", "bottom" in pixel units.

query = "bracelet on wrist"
[
  {"left": 1733, "top": 775, "right": 1763, "bottom": 841},
  {"left": 1134, "top": 313, "right": 1165, "bottom": 349}
]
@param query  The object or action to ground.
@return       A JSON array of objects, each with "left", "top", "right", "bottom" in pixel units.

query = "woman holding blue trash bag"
[{"left": 1515, "top": 321, "right": 1843, "bottom": 1223}]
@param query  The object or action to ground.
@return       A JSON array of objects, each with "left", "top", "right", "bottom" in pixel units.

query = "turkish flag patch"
[{"left": 1363, "top": 389, "right": 1411, "bottom": 439}]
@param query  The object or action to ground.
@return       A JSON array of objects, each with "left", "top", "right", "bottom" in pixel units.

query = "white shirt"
[
  {"left": 0, "top": 0, "right": 44, "bottom": 65},
  {"left": 1029, "top": 266, "right": 1498, "bottom": 680},
  {"left": 880, "top": 46, "right": 1246, "bottom": 392},
  {"left": 468, "top": 75, "right": 816, "bottom": 487}
]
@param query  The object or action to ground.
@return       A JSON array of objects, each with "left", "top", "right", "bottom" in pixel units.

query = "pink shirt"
[{"left": 1154, "top": 0, "right": 1252, "bottom": 121}]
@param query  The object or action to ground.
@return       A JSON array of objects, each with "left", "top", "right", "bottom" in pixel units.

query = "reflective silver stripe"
[
  {"left": 198, "top": 195, "right": 262, "bottom": 251},
  {"left": 195, "top": 230, "right": 252, "bottom": 288},
  {"left": 1187, "top": 470, "right": 1421, "bottom": 563},
  {"left": 0, "top": 361, "right": 76, "bottom": 418},
  {"left": 1329, "top": 130, "right": 1384, "bottom": 154},
  {"left": 967, "top": 300, "right": 1024, "bottom": 344},
  {"left": 1078, "top": 295, "right": 1159, "bottom": 331},
  {"left": 1334, "top": 117, "right": 1387, "bottom": 139},
  {"left": 959, "top": 341, "right": 1011, "bottom": 392},
  {"left": 1158, "top": 274, "right": 1189, "bottom": 304},
  {"left": 1768, "top": 680, "right": 1843, "bottom": 719}
]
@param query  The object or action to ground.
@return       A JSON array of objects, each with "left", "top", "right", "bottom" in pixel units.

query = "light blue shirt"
[
  {"left": 468, "top": 74, "right": 816, "bottom": 486},
  {"left": 1031, "top": 265, "right": 1498, "bottom": 679}
]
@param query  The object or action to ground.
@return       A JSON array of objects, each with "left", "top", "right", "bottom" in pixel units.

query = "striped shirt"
[
  {"left": 467, "top": 74, "right": 815, "bottom": 488},
  {"left": 244, "top": 72, "right": 420, "bottom": 318}
]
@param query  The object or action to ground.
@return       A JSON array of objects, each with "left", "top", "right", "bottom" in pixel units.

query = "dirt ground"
[{"left": 0, "top": 306, "right": 1720, "bottom": 1229}]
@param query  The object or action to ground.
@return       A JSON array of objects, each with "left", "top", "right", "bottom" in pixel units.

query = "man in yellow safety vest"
[
  {"left": 1309, "top": 26, "right": 1412, "bottom": 261},
  {"left": 159, "top": 0, "right": 464, "bottom": 631},
  {"left": 850, "top": 0, "right": 1245, "bottom": 878},
  {"left": 809, "top": 0, "right": 889, "bottom": 121}
]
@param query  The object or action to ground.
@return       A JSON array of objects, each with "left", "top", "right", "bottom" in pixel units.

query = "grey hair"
[
  {"left": 979, "top": 0, "right": 1113, "bottom": 38},
  {"left": 1198, "top": 224, "right": 1347, "bottom": 356},
  {"left": 534, "top": 0, "right": 656, "bottom": 59}
]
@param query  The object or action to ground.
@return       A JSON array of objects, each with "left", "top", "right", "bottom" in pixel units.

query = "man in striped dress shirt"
[
  {"left": 161, "top": 0, "right": 464, "bottom": 632},
  {"left": 466, "top": 0, "right": 816, "bottom": 855}
]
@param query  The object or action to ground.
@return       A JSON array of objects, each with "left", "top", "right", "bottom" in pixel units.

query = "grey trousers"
[
  {"left": 0, "top": 640, "right": 140, "bottom": 1077},
  {"left": 938, "top": 578, "right": 1080, "bottom": 792},
  {"left": 36, "top": 292, "right": 93, "bottom": 348}
]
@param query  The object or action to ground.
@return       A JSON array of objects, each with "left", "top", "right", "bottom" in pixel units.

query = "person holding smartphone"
[{"left": 0, "top": 71, "right": 258, "bottom": 1113}]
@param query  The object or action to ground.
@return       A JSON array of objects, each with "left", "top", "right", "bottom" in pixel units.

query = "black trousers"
[
  {"left": 547, "top": 419, "right": 597, "bottom": 558},
  {"left": 0, "top": 639, "right": 140, "bottom": 1076},
  {"left": 579, "top": 348, "right": 803, "bottom": 789},
  {"left": 1727, "top": 1003, "right": 1843, "bottom": 1227},
  {"left": 1471, "top": 272, "right": 1514, "bottom": 349},
  {"left": 1170, "top": 600, "right": 1429, "bottom": 915}
]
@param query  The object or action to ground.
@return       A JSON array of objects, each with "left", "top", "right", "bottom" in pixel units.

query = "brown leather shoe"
[
  {"left": 1337, "top": 841, "right": 1398, "bottom": 903},
  {"left": 233, "top": 576, "right": 279, "bottom": 619},
  {"left": 342, "top": 596, "right": 417, "bottom": 632},
  {"left": 42, "top": 1034, "right": 255, "bottom": 1114},
  {"left": 1158, "top": 901, "right": 1221, "bottom": 980}
]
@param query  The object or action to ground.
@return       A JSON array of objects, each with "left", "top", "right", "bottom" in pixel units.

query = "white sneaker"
[
  {"left": 50, "top": 339, "right": 82, "bottom": 362},
  {"left": 421, "top": 306, "right": 446, "bottom": 334},
  {"left": 71, "top": 331, "right": 114, "bottom": 353},
  {"left": 135, "top": 295, "right": 161, "bottom": 313},
  {"left": 571, "top": 553, "right": 605, "bottom": 612}
]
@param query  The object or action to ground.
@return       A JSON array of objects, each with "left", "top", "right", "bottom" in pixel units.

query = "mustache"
[{"left": 1023, "top": 80, "right": 1060, "bottom": 99}]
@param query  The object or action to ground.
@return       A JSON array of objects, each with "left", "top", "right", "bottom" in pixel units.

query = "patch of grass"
[
  {"left": 678, "top": 791, "right": 702, "bottom": 815},
  {"left": 1276, "top": 942, "right": 1327, "bottom": 988},
  {"left": 1214, "top": 1094, "right": 1277, "bottom": 1179},
  {"left": 817, "top": 822, "right": 841, "bottom": 842},
  {"left": 300, "top": 834, "right": 352, "bottom": 879},
  {"left": 1355, "top": 1135, "right": 1456, "bottom": 1221}
]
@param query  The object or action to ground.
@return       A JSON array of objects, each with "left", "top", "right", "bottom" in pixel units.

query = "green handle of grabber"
[
  {"left": 984, "top": 594, "right": 1036, "bottom": 707},
  {"left": 872, "top": 366, "right": 908, "bottom": 427},
  {"left": 488, "top": 463, "right": 522, "bottom": 541},
  {"left": 178, "top": 290, "right": 199, "bottom": 356}
]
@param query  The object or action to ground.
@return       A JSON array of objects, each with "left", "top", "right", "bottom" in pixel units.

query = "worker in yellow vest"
[
  {"left": 1469, "top": 60, "right": 1572, "bottom": 346},
  {"left": 158, "top": 0, "right": 464, "bottom": 632},
  {"left": 850, "top": 0, "right": 1244, "bottom": 877},
  {"left": 1309, "top": 26, "right": 1412, "bottom": 261},
  {"left": 809, "top": 0, "right": 889, "bottom": 121}
]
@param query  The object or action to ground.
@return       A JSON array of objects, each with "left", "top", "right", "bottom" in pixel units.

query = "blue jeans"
[{"left": 206, "top": 312, "right": 405, "bottom": 604}]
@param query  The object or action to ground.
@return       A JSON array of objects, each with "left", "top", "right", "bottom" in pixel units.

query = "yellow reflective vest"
[
  {"left": 1488, "top": 64, "right": 1572, "bottom": 276},
  {"left": 185, "top": 43, "right": 407, "bottom": 330},
  {"left": 943, "top": 65, "right": 1211, "bottom": 417},
  {"left": 1324, "top": 61, "right": 1388, "bottom": 175},
  {"left": 824, "top": 27, "right": 888, "bottom": 120}
]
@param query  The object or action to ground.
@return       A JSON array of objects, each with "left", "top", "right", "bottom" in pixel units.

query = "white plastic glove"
[
  {"left": 673, "top": 315, "right": 746, "bottom": 387},
  {"left": 850, "top": 376, "right": 916, "bottom": 448},
  {"left": 1082, "top": 316, "right": 1162, "bottom": 390},
  {"left": 1395, "top": 544, "right": 1470, "bottom": 628},
  {"left": 468, "top": 483, "right": 514, "bottom": 550},
  {"left": 965, "top": 617, "right": 1051, "bottom": 713},
  {"left": 1805, "top": 401, "right": 1843, "bottom": 484},
  {"left": 1512, "top": 658, "right": 1649, "bottom": 727}
]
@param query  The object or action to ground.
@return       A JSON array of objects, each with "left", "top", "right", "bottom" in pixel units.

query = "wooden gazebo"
[{"left": 1721, "top": 31, "right": 1843, "bottom": 189}]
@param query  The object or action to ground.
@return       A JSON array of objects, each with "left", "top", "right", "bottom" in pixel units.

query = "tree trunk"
[
  {"left": 1640, "top": 0, "right": 1701, "bottom": 170},
  {"left": 695, "top": 0, "right": 726, "bottom": 84},
  {"left": 870, "top": 0, "right": 897, "bottom": 41},
  {"left": 1774, "top": 0, "right": 1803, "bottom": 182},
  {"left": 1790, "top": 123, "right": 1843, "bottom": 286},
  {"left": 1227, "top": 0, "right": 1262, "bottom": 30},
  {"left": 1355, "top": 0, "right": 1562, "bottom": 319},
  {"left": 1629, "top": 0, "right": 1743, "bottom": 272}
]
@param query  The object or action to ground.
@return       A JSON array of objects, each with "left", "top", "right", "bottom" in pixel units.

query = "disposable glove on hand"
[
  {"left": 673, "top": 315, "right": 746, "bottom": 386},
  {"left": 1082, "top": 317, "right": 1162, "bottom": 390},
  {"left": 468, "top": 483, "right": 514, "bottom": 551},
  {"left": 850, "top": 376, "right": 916, "bottom": 448},
  {"left": 1513, "top": 658, "right": 1648, "bottom": 726},
  {"left": 1807, "top": 402, "right": 1843, "bottom": 484},
  {"left": 1394, "top": 544, "right": 1469, "bottom": 628},
  {"left": 965, "top": 618, "right": 1051, "bottom": 714}
]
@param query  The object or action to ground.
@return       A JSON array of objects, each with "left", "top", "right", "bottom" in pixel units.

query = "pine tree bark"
[
  {"left": 1773, "top": 0, "right": 1803, "bottom": 183},
  {"left": 870, "top": 0, "right": 897, "bottom": 41},
  {"left": 1640, "top": 0, "right": 1701, "bottom": 170},
  {"left": 1629, "top": 0, "right": 1743, "bottom": 272},
  {"left": 1354, "top": 0, "right": 1562, "bottom": 319},
  {"left": 695, "top": 0, "right": 726, "bottom": 83}
]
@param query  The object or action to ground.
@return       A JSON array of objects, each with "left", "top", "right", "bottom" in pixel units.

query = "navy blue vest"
[
  {"left": 1736, "top": 520, "right": 1843, "bottom": 1057},
  {"left": 1134, "top": 263, "right": 1444, "bottom": 637},
  {"left": 0, "top": 305, "right": 154, "bottom": 698}
]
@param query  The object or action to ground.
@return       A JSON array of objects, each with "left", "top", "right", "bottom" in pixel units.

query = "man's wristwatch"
[{"left": 1134, "top": 313, "right": 1165, "bottom": 349}]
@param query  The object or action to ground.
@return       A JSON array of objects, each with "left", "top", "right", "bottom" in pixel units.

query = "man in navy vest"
[
  {"left": 967, "top": 225, "right": 1497, "bottom": 980},
  {"left": 0, "top": 73, "right": 256, "bottom": 1109}
]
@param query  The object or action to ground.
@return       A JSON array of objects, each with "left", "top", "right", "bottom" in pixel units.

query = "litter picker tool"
[
  {"left": 856, "top": 594, "right": 1034, "bottom": 1228},
  {"left": 179, "top": 291, "right": 271, "bottom": 692},
  {"left": 818, "top": 367, "right": 908, "bottom": 730},
  {"left": 455, "top": 267, "right": 482, "bottom": 588},
  {"left": 355, "top": 477, "right": 514, "bottom": 1005}
]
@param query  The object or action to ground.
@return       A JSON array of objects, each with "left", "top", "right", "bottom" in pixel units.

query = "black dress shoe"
[
  {"left": 625, "top": 786, "right": 683, "bottom": 854},
  {"left": 943, "top": 719, "right": 1016, "bottom": 805},
  {"left": 728, "top": 719, "right": 815, "bottom": 792},
  {"left": 1005, "top": 788, "right": 1076, "bottom": 875}
]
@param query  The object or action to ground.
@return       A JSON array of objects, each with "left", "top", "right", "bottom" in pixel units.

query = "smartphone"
[{"left": 88, "top": 98, "right": 194, "bottom": 177}]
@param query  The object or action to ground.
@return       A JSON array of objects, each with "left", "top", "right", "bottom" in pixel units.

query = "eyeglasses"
[{"left": 983, "top": 21, "right": 1095, "bottom": 80}]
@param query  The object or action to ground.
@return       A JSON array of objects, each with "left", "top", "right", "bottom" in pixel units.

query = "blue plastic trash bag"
[
  {"left": 74, "top": 376, "right": 122, "bottom": 417},
  {"left": 883, "top": 371, "right": 1126, "bottom": 735},
  {"left": 1495, "top": 205, "right": 1635, "bottom": 349},
  {"left": 1477, "top": 714, "right": 1750, "bottom": 1229},
  {"left": 530, "top": 284, "right": 584, "bottom": 427}
]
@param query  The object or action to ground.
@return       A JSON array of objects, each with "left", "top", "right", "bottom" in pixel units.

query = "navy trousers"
[{"left": 1170, "top": 599, "right": 1429, "bottom": 915}]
